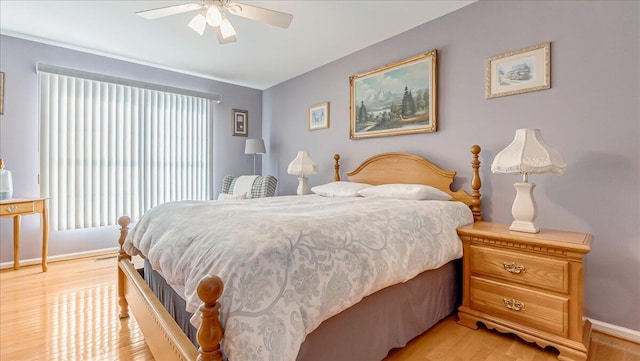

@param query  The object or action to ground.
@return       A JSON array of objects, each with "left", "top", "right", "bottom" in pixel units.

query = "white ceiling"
[{"left": 0, "top": 1, "right": 475, "bottom": 90}]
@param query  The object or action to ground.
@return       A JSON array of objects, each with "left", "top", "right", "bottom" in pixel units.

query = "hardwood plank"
[
  {"left": 384, "top": 315, "right": 640, "bottom": 361},
  {"left": 0, "top": 255, "right": 154, "bottom": 361},
  {"left": 1, "top": 255, "right": 638, "bottom": 361}
]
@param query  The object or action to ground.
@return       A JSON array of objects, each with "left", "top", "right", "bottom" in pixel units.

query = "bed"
[{"left": 116, "top": 146, "right": 483, "bottom": 361}]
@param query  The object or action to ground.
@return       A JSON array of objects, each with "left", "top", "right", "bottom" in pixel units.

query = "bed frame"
[{"left": 116, "top": 145, "right": 483, "bottom": 361}]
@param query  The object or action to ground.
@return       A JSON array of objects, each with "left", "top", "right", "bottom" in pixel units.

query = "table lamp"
[
  {"left": 0, "top": 159, "right": 13, "bottom": 200},
  {"left": 491, "top": 128, "right": 566, "bottom": 233},
  {"left": 287, "top": 151, "right": 318, "bottom": 195}
]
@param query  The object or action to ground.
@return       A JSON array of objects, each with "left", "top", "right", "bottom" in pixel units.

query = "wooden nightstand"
[
  {"left": 456, "top": 222, "right": 592, "bottom": 361},
  {"left": 0, "top": 198, "right": 50, "bottom": 272}
]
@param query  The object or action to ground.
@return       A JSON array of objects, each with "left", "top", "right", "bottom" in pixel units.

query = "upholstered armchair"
[{"left": 219, "top": 175, "right": 277, "bottom": 199}]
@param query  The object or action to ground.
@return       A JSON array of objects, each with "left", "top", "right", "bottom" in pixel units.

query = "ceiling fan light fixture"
[
  {"left": 136, "top": 1, "right": 293, "bottom": 44},
  {"left": 206, "top": 5, "right": 223, "bottom": 27},
  {"left": 219, "top": 16, "right": 237, "bottom": 39},
  {"left": 188, "top": 12, "right": 207, "bottom": 35}
]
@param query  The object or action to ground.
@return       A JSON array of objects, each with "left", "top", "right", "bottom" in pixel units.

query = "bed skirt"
[{"left": 143, "top": 259, "right": 460, "bottom": 361}]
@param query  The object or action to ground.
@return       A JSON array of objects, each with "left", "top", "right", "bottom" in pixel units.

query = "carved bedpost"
[
  {"left": 117, "top": 216, "right": 132, "bottom": 262},
  {"left": 334, "top": 154, "right": 341, "bottom": 181},
  {"left": 470, "top": 145, "right": 483, "bottom": 222},
  {"left": 197, "top": 276, "right": 225, "bottom": 361},
  {"left": 117, "top": 216, "right": 131, "bottom": 319}
]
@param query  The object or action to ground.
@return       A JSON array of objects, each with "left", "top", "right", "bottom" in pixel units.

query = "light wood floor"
[{"left": 1, "top": 256, "right": 639, "bottom": 361}]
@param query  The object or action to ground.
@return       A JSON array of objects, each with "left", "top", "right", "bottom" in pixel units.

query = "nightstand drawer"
[
  {"left": 0, "top": 201, "right": 34, "bottom": 216},
  {"left": 470, "top": 276, "right": 568, "bottom": 337},
  {"left": 469, "top": 245, "right": 568, "bottom": 293}
]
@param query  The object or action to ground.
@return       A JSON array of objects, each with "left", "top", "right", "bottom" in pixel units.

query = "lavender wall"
[
  {"left": 0, "top": 35, "right": 262, "bottom": 262},
  {"left": 263, "top": 1, "right": 639, "bottom": 330}
]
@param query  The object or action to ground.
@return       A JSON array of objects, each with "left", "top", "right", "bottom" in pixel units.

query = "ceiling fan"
[{"left": 136, "top": 0, "right": 293, "bottom": 44}]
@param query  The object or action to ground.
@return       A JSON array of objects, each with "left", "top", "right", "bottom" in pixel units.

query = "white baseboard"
[
  {"left": 588, "top": 318, "right": 640, "bottom": 344},
  {"left": 0, "top": 247, "right": 119, "bottom": 270}
]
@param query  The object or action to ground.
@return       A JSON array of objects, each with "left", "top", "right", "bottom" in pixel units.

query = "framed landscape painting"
[
  {"left": 349, "top": 50, "right": 437, "bottom": 139},
  {"left": 486, "top": 42, "right": 550, "bottom": 99}
]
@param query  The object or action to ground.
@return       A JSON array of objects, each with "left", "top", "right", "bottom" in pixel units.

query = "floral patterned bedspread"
[{"left": 124, "top": 195, "right": 473, "bottom": 361}]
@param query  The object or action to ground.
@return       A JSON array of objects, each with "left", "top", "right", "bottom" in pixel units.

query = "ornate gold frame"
[
  {"left": 349, "top": 50, "right": 437, "bottom": 139},
  {"left": 486, "top": 42, "right": 551, "bottom": 99}
]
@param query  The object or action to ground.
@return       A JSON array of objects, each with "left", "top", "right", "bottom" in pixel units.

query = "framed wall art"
[
  {"left": 308, "top": 101, "right": 329, "bottom": 130},
  {"left": 0, "top": 72, "right": 4, "bottom": 115},
  {"left": 232, "top": 109, "right": 248, "bottom": 136},
  {"left": 349, "top": 50, "right": 437, "bottom": 140},
  {"left": 486, "top": 42, "right": 551, "bottom": 99}
]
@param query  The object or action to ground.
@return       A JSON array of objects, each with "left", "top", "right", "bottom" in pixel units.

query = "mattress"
[{"left": 143, "top": 258, "right": 460, "bottom": 361}]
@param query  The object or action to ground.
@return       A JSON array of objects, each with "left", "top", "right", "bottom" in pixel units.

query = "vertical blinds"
[{"left": 39, "top": 69, "right": 214, "bottom": 231}]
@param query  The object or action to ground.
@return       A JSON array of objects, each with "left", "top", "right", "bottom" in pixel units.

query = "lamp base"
[
  {"left": 296, "top": 177, "right": 311, "bottom": 195},
  {"left": 510, "top": 182, "right": 540, "bottom": 234},
  {"left": 509, "top": 220, "right": 540, "bottom": 233}
]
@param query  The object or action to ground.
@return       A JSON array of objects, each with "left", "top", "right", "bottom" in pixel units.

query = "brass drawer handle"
[
  {"left": 503, "top": 262, "right": 526, "bottom": 274},
  {"left": 7, "top": 206, "right": 18, "bottom": 213},
  {"left": 503, "top": 298, "right": 526, "bottom": 311}
]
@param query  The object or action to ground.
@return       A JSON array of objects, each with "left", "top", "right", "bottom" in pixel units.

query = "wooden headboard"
[{"left": 333, "top": 145, "right": 482, "bottom": 222}]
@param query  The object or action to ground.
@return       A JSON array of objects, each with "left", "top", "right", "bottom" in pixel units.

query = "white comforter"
[{"left": 124, "top": 195, "right": 473, "bottom": 361}]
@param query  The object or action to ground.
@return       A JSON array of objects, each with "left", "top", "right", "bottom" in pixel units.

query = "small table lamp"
[
  {"left": 491, "top": 129, "right": 566, "bottom": 233},
  {"left": 287, "top": 151, "right": 318, "bottom": 195},
  {"left": 245, "top": 139, "right": 266, "bottom": 175},
  {"left": 0, "top": 159, "right": 14, "bottom": 200}
]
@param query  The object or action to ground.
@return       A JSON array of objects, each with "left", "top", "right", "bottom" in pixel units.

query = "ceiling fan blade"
[
  {"left": 226, "top": 2, "right": 293, "bottom": 29},
  {"left": 136, "top": 3, "right": 203, "bottom": 20},
  {"left": 213, "top": 26, "right": 237, "bottom": 44}
]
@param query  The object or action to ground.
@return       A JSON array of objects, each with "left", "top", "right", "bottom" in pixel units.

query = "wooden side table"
[
  {"left": 0, "top": 198, "right": 49, "bottom": 272},
  {"left": 457, "top": 222, "right": 592, "bottom": 361}
]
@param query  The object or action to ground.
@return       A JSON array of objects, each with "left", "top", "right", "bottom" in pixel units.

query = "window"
[{"left": 38, "top": 65, "right": 219, "bottom": 231}]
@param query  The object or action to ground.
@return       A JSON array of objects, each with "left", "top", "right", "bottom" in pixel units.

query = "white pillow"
[
  {"left": 357, "top": 184, "right": 452, "bottom": 201},
  {"left": 217, "top": 192, "right": 248, "bottom": 200},
  {"left": 311, "top": 181, "right": 372, "bottom": 197}
]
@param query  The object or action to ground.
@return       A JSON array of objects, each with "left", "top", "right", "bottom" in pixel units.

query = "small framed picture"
[
  {"left": 232, "top": 109, "right": 248, "bottom": 136},
  {"left": 308, "top": 102, "right": 329, "bottom": 130},
  {"left": 486, "top": 42, "right": 551, "bottom": 99},
  {"left": 0, "top": 72, "right": 4, "bottom": 115}
]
